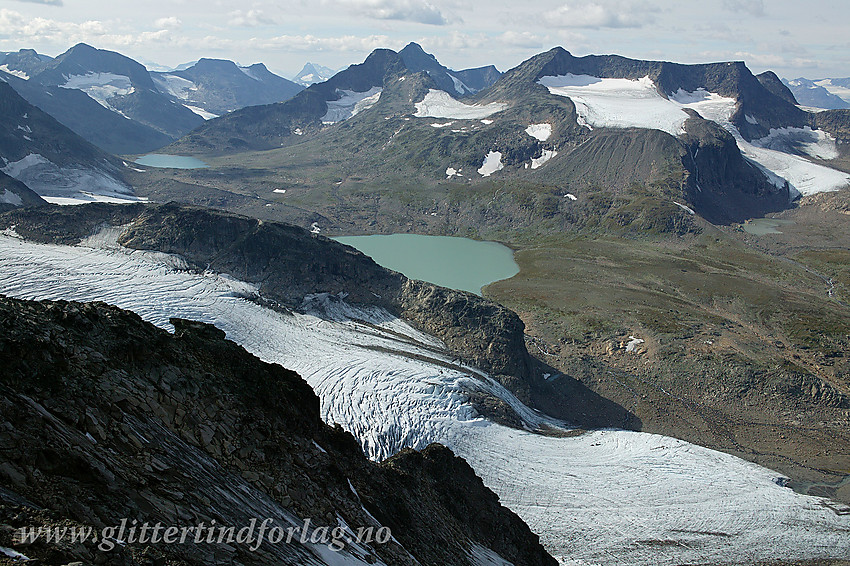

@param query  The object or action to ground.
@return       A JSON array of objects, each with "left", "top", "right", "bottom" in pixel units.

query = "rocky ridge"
[{"left": 0, "top": 294, "right": 556, "bottom": 566}]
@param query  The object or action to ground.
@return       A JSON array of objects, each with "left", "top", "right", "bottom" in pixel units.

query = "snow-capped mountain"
[
  {"left": 172, "top": 48, "right": 406, "bottom": 153},
  {"left": 0, "top": 44, "right": 204, "bottom": 155},
  {"left": 174, "top": 45, "right": 850, "bottom": 224},
  {"left": 0, "top": 203, "right": 847, "bottom": 565},
  {"left": 151, "top": 58, "right": 303, "bottom": 118},
  {"left": 293, "top": 62, "right": 337, "bottom": 86},
  {"left": 783, "top": 77, "right": 850, "bottom": 110},
  {"left": 398, "top": 42, "right": 501, "bottom": 97},
  {"left": 0, "top": 81, "right": 141, "bottom": 205}
]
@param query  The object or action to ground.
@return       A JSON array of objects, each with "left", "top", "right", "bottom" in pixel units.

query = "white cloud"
[
  {"left": 154, "top": 17, "right": 182, "bottom": 30},
  {"left": 339, "top": 0, "right": 449, "bottom": 25},
  {"left": 253, "top": 34, "right": 398, "bottom": 52},
  {"left": 722, "top": 0, "right": 765, "bottom": 17},
  {"left": 0, "top": 9, "right": 108, "bottom": 43},
  {"left": 544, "top": 1, "right": 656, "bottom": 29},
  {"left": 227, "top": 9, "right": 276, "bottom": 27},
  {"left": 12, "top": 0, "right": 62, "bottom": 6}
]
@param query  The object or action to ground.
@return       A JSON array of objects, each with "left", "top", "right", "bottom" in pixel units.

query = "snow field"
[
  {"left": 539, "top": 73, "right": 850, "bottom": 196},
  {"left": 414, "top": 89, "right": 506, "bottom": 119}
]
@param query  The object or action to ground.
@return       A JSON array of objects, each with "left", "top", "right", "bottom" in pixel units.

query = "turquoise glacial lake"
[
  {"left": 333, "top": 234, "right": 520, "bottom": 296},
  {"left": 134, "top": 154, "right": 209, "bottom": 169}
]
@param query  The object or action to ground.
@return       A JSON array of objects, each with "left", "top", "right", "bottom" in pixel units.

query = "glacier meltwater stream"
[{"left": 0, "top": 230, "right": 848, "bottom": 565}]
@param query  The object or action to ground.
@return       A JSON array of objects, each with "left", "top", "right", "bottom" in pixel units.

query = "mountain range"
[
  {"left": 1, "top": 40, "right": 850, "bottom": 565},
  {"left": 783, "top": 76, "right": 850, "bottom": 110},
  {"left": 0, "top": 44, "right": 303, "bottom": 155}
]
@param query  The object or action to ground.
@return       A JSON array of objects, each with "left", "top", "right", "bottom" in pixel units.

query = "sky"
[{"left": 1, "top": 0, "right": 848, "bottom": 80}]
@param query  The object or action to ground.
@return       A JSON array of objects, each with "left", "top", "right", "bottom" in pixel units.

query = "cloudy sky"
[{"left": 1, "top": 0, "right": 848, "bottom": 79}]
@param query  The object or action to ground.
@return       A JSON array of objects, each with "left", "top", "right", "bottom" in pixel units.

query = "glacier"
[{"left": 0, "top": 231, "right": 847, "bottom": 565}]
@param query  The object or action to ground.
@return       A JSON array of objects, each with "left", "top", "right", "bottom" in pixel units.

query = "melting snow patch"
[
  {"left": 310, "top": 222, "right": 321, "bottom": 234},
  {"left": 414, "top": 90, "right": 506, "bottom": 120},
  {"left": 746, "top": 114, "right": 759, "bottom": 125},
  {"left": 446, "top": 167, "right": 461, "bottom": 179},
  {"left": 0, "top": 65, "right": 28, "bottom": 80},
  {"left": 293, "top": 128, "right": 304, "bottom": 135},
  {"left": 273, "top": 189, "right": 287, "bottom": 194},
  {"left": 525, "top": 123, "right": 552, "bottom": 141},
  {"left": 322, "top": 87, "right": 382, "bottom": 124},
  {"left": 673, "top": 202, "right": 695, "bottom": 215},
  {"left": 430, "top": 121, "right": 454, "bottom": 128},
  {"left": 625, "top": 336, "right": 645, "bottom": 352},
  {"left": 564, "top": 193, "right": 578, "bottom": 201},
  {"left": 480, "top": 119, "right": 493, "bottom": 125},
  {"left": 477, "top": 151, "right": 503, "bottom": 177},
  {"left": 184, "top": 105, "right": 218, "bottom": 120},
  {"left": 0, "top": 190, "right": 23, "bottom": 206},
  {"left": 531, "top": 149, "right": 557, "bottom": 169}
]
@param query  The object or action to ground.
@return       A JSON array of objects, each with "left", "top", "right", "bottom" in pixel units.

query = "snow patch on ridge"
[{"left": 414, "top": 90, "right": 506, "bottom": 120}]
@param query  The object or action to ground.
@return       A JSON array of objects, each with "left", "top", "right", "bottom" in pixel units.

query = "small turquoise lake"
[
  {"left": 333, "top": 234, "right": 520, "bottom": 296},
  {"left": 134, "top": 154, "right": 209, "bottom": 169}
]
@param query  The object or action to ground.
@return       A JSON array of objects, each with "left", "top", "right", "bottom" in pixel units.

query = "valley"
[{"left": 2, "top": 35, "right": 850, "bottom": 566}]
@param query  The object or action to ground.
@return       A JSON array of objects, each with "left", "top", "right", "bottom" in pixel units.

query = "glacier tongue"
[{"left": 0, "top": 232, "right": 847, "bottom": 565}]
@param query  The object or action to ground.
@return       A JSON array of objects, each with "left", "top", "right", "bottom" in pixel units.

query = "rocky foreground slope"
[{"left": 0, "top": 294, "right": 555, "bottom": 565}]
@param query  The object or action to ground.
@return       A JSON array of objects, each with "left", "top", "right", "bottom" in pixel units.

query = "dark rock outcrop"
[
  {"left": 0, "top": 294, "right": 556, "bottom": 566},
  {"left": 680, "top": 115, "right": 790, "bottom": 222}
]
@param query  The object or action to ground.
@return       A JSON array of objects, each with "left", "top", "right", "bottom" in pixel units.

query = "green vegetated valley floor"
[{"left": 123, "top": 126, "right": 850, "bottom": 506}]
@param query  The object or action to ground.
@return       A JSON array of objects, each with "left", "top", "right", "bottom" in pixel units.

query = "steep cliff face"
[
  {"left": 680, "top": 116, "right": 790, "bottom": 223},
  {"left": 0, "top": 295, "right": 556, "bottom": 566},
  {"left": 0, "top": 202, "right": 536, "bottom": 399}
]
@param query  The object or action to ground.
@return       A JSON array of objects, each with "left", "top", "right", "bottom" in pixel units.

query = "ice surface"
[
  {"left": 414, "top": 90, "right": 506, "bottom": 119},
  {"left": 477, "top": 151, "right": 503, "bottom": 177},
  {"left": 322, "top": 88, "right": 382, "bottom": 124},
  {"left": 525, "top": 123, "right": 552, "bottom": 141},
  {"left": 752, "top": 126, "right": 839, "bottom": 160},
  {"left": 152, "top": 74, "right": 195, "bottom": 100},
  {"left": 60, "top": 72, "right": 135, "bottom": 110},
  {"left": 0, "top": 234, "right": 847, "bottom": 565},
  {"left": 1, "top": 154, "right": 141, "bottom": 205}
]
